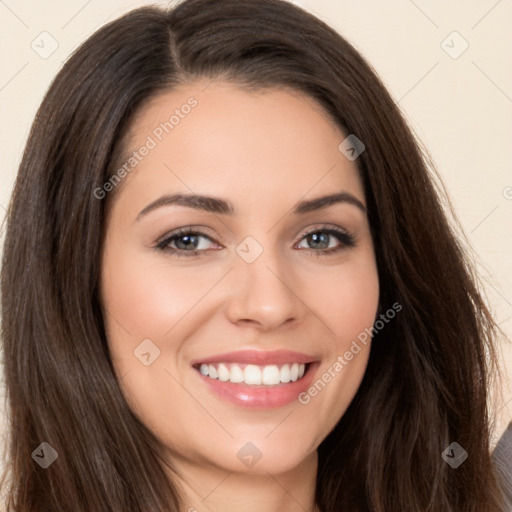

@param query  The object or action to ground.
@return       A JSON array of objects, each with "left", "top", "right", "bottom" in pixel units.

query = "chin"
[{"left": 207, "top": 433, "right": 318, "bottom": 476}]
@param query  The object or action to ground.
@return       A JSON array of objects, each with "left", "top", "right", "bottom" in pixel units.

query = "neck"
[{"left": 169, "top": 450, "right": 319, "bottom": 512}]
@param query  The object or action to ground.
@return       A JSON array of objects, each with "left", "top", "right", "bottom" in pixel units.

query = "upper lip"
[{"left": 191, "top": 349, "right": 317, "bottom": 366}]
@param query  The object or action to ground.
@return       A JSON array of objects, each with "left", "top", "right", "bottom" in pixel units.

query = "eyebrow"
[{"left": 135, "top": 191, "right": 366, "bottom": 222}]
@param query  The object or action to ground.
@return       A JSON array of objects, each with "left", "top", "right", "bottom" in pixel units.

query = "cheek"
[
  {"left": 101, "top": 247, "right": 220, "bottom": 339},
  {"left": 308, "top": 255, "right": 380, "bottom": 345},
  {"left": 295, "top": 255, "right": 379, "bottom": 431},
  {"left": 99, "top": 242, "right": 234, "bottom": 386}
]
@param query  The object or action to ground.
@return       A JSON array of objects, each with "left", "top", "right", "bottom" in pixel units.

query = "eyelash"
[{"left": 155, "top": 225, "right": 356, "bottom": 258}]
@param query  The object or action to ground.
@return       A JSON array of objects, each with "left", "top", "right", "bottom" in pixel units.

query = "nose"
[{"left": 224, "top": 244, "right": 304, "bottom": 331}]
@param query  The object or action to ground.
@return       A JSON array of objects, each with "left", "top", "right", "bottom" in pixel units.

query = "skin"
[{"left": 99, "top": 79, "right": 380, "bottom": 512}]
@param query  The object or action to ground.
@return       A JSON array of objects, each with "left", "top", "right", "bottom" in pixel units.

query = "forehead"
[{"left": 112, "top": 80, "right": 364, "bottom": 214}]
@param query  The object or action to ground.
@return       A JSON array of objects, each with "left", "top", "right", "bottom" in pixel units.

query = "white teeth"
[
  {"left": 229, "top": 364, "right": 244, "bottom": 383},
  {"left": 280, "top": 364, "right": 291, "bottom": 383},
  {"left": 244, "top": 364, "right": 262, "bottom": 385},
  {"left": 208, "top": 364, "right": 218, "bottom": 379},
  {"left": 217, "top": 363, "right": 230, "bottom": 382},
  {"left": 262, "top": 365, "right": 280, "bottom": 385},
  {"left": 197, "top": 362, "right": 309, "bottom": 385},
  {"left": 290, "top": 363, "right": 299, "bottom": 382}
]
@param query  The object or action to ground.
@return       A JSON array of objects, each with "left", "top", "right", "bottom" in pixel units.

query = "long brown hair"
[{"left": 0, "top": 0, "right": 506, "bottom": 510}]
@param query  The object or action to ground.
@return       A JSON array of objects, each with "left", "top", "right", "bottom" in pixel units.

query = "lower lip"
[{"left": 195, "top": 363, "right": 319, "bottom": 409}]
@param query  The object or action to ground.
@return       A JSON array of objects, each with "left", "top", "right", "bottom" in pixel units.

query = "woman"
[{"left": 0, "top": 0, "right": 508, "bottom": 510}]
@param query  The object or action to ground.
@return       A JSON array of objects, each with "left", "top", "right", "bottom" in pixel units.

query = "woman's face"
[{"left": 99, "top": 80, "right": 379, "bottom": 476}]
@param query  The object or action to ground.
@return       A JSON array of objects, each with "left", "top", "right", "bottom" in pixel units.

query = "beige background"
[{"left": 1, "top": 0, "right": 511, "bottom": 469}]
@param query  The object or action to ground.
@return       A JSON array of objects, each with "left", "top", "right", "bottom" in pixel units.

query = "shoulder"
[{"left": 492, "top": 421, "right": 512, "bottom": 509}]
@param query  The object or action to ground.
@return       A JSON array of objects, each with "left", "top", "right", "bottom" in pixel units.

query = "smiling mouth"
[{"left": 193, "top": 362, "right": 309, "bottom": 386}]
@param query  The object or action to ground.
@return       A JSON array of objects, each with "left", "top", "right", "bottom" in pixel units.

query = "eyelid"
[
  {"left": 155, "top": 225, "right": 222, "bottom": 248},
  {"left": 155, "top": 223, "right": 356, "bottom": 256},
  {"left": 297, "top": 223, "right": 352, "bottom": 239},
  {"left": 295, "top": 224, "right": 356, "bottom": 253}
]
